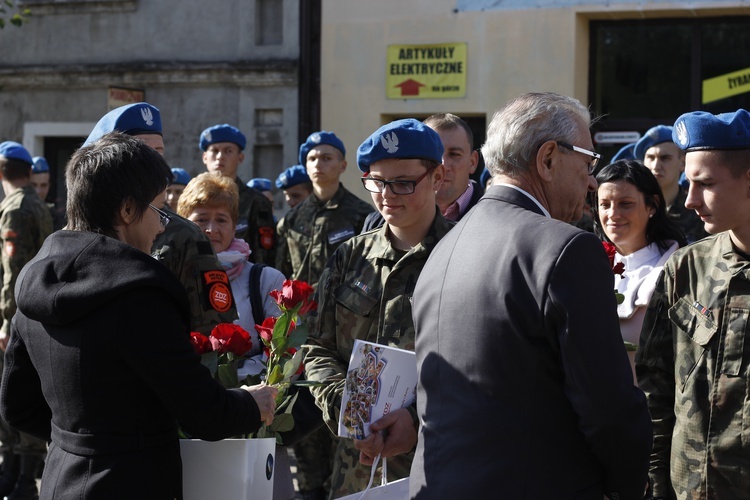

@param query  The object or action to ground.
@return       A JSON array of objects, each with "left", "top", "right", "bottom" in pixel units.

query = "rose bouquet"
[{"left": 249, "top": 279, "right": 318, "bottom": 441}]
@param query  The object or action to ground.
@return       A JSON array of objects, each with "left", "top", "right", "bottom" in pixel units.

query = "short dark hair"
[
  {"left": 593, "top": 159, "right": 687, "bottom": 250},
  {"left": 710, "top": 149, "right": 750, "bottom": 178},
  {"left": 423, "top": 113, "right": 474, "bottom": 150},
  {"left": 0, "top": 157, "right": 32, "bottom": 181},
  {"left": 65, "top": 132, "right": 171, "bottom": 239}
]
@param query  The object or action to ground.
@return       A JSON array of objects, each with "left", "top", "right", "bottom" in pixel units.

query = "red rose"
[
  {"left": 612, "top": 262, "right": 625, "bottom": 276},
  {"left": 270, "top": 280, "right": 316, "bottom": 312},
  {"left": 209, "top": 323, "right": 253, "bottom": 357},
  {"left": 602, "top": 241, "right": 617, "bottom": 268},
  {"left": 254, "top": 317, "right": 277, "bottom": 344},
  {"left": 190, "top": 332, "right": 213, "bottom": 355}
]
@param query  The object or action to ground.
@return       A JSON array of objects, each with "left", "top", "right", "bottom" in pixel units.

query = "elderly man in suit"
[{"left": 410, "top": 92, "right": 653, "bottom": 499}]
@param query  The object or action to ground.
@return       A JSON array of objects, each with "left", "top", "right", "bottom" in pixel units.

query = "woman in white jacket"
[{"left": 594, "top": 160, "right": 687, "bottom": 382}]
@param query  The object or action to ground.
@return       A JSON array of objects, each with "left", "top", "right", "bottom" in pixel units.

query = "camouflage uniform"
[
  {"left": 304, "top": 210, "right": 453, "bottom": 499},
  {"left": 236, "top": 178, "right": 276, "bottom": 265},
  {"left": 275, "top": 183, "right": 374, "bottom": 286},
  {"left": 636, "top": 232, "right": 750, "bottom": 499},
  {"left": 668, "top": 187, "right": 708, "bottom": 244},
  {"left": 151, "top": 206, "right": 238, "bottom": 334},
  {"left": 0, "top": 184, "right": 52, "bottom": 458}
]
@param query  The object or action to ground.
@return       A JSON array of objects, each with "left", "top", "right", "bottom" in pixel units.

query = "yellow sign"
[
  {"left": 702, "top": 67, "right": 750, "bottom": 104},
  {"left": 386, "top": 43, "right": 467, "bottom": 99}
]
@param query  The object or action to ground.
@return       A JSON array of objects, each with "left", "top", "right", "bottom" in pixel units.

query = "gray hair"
[{"left": 481, "top": 92, "right": 592, "bottom": 178}]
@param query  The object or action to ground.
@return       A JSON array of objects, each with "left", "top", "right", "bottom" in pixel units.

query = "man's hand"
[
  {"left": 353, "top": 408, "right": 417, "bottom": 465},
  {"left": 0, "top": 331, "right": 9, "bottom": 351},
  {"left": 243, "top": 383, "right": 279, "bottom": 426}
]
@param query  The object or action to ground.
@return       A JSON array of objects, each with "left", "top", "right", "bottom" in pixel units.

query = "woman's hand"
[{"left": 243, "top": 383, "right": 278, "bottom": 425}]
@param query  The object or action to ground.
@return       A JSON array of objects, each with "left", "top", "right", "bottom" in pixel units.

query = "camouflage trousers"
[
  {"left": 328, "top": 435, "right": 413, "bottom": 499},
  {"left": 292, "top": 425, "right": 335, "bottom": 493}
]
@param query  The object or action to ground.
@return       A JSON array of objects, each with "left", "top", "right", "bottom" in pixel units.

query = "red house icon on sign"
[{"left": 395, "top": 79, "right": 425, "bottom": 96}]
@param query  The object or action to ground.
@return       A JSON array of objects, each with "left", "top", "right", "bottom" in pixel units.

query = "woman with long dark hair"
[{"left": 594, "top": 159, "right": 686, "bottom": 381}]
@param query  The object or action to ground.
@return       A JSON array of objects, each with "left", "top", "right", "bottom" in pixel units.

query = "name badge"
[{"left": 328, "top": 226, "right": 355, "bottom": 245}]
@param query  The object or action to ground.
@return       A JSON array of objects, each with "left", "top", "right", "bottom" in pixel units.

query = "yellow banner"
[
  {"left": 702, "top": 67, "right": 750, "bottom": 104},
  {"left": 386, "top": 43, "right": 467, "bottom": 99}
]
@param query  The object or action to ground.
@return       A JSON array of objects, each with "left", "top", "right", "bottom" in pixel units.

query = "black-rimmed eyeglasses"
[
  {"left": 556, "top": 141, "right": 601, "bottom": 175},
  {"left": 148, "top": 204, "right": 171, "bottom": 228},
  {"left": 361, "top": 166, "right": 436, "bottom": 195}
]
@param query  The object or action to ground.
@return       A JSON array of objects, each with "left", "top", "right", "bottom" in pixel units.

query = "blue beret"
[
  {"left": 32, "top": 156, "right": 50, "bottom": 173},
  {"left": 634, "top": 125, "right": 674, "bottom": 160},
  {"left": 0, "top": 141, "right": 32, "bottom": 165},
  {"left": 298, "top": 131, "right": 345, "bottom": 165},
  {"left": 276, "top": 165, "right": 311, "bottom": 189},
  {"left": 84, "top": 102, "right": 162, "bottom": 146},
  {"left": 199, "top": 124, "right": 246, "bottom": 151},
  {"left": 248, "top": 178, "right": 272, "bottom": 192},
  {"left": 357, "top": 118, "right": 444, "bottom": 173},
  {"left": 673, "top": 109, "right": 750, "bottom": 151},
  {"left": 170, "top": 168, "right": 191, "bottom": 186},
  {"left": 611, "top": 143, "right": 636, "bottom": 163}
]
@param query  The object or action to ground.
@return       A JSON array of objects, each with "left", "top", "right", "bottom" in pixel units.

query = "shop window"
[{"left": 590, "top": 16, "right": 750, "bottom": 160}]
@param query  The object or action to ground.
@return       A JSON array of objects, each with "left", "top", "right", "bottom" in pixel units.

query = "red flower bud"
[
  {"left": 270, "top": 280, "right": 315, "bottom": 311},
  {"left": 254, "top": 317, "right": 277, "bottom": 344},
  {"left": 209, "top": 323, "right": 253, "bottom": 357},
  {"left": 189, "top": 332, "right": 213, "bottom": 355}
]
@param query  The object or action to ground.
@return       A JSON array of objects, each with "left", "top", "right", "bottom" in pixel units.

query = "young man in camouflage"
[
  {"left": 199, "top": 124, "right": 277, "bottom": 265},
  {"left": 274, "top": 131, "right": 374, "bottom": 285},
  {"left": 303, "top": 119, "right": 452, "bottom": 498},
  {"left": 0, "top": 142, "right": 52, "bottom": 499},
  {"left": 637, "top": 109, "right": 750, "bottom": 499},
  {"left": 85, "top": 103, "right": 238, "bottom": 334}
]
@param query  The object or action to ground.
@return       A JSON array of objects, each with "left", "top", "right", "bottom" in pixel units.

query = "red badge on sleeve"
[{"left": 203, "top": 270, "right": 232, "bottom": 313}]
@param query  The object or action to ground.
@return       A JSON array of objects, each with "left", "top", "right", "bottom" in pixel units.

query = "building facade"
[
  {"left": 0, "top": 0, "right": 316, "bottom": 214},
  {"left": 320, "top": 0, "right": 750, "bottom": 191}
]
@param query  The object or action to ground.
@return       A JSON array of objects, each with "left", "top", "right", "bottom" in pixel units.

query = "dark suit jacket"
[{"left": 410, "top": 185, "right": 652, "bottom": 499}]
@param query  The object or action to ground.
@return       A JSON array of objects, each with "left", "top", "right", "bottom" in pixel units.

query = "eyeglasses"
[
  {"left": 148, "top": 204, "right": 171, "bottom": 228},
  {"left": 361, "top": 166, "right": 436, "bottom": 195},
  {"left": 556, "top": 141, "right": 601, "bottom": 175}
]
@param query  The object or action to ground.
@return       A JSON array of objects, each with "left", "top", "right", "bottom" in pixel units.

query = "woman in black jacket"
[{"left": 0, "top": 132, "right": 277, "bottom": 499}]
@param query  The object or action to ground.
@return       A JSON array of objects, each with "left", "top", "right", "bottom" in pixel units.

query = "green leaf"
[
  {"left": 217, "top": 360, "right": 239, "bottom": 388},
  {"left": 267, "top": 364, "right": 283, "bottom": 386},
  {"left": 623, "top": 341, "right": 638, "bottom": 352},
  {"left": 273, "top": 312, "right": 294, "bottom": 339},
  {"left": 287, "top": 324, "right": 308, "bottom": 349},
  {"left": 200, "top": 351, "right": 218, "bottom": 377},
  {"left": 269, "top": 413, "right": 294, "bottom": 433},
  {"left": 281, "top": 350, "right": 304, "bottom": 379}
]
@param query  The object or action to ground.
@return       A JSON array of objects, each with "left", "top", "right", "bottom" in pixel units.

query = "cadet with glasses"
[{"left": 304, "top": 119, "right": 453, "bottom": 498}]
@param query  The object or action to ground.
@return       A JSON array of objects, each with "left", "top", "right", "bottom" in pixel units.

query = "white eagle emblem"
[
  {"left": 140, "top": 107, "right": 154, "bottom": 126},
  {"left": 203, "top": 131, "right": 212, "bottom": 143},
  {"left": 380, "top": 132, "right": 399, "bottom": 153},
  {"left": 674, "top": 121, "right": 689, "bottom": 148},
  {"left": 311, "top": 133, "right": 322, "bottom": 144}
]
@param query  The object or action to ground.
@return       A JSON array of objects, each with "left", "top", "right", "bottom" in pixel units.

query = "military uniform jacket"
[
  {"left": 636, "top": 232, "right": 750, "bottom": 499},
  {"left": 275, "top": 183, "right": 374, "bottom": 287},
  {"left": 303, "top": 210, "right": 452, "bottom": 493},
  {"left": 0, "top": 185, "right": 52, "bottom": 337},
  {"left": 236, "top": 178, "right": 276, "bottom": 265},
  {"left": 668, "top": 187, "right": 708, "bottom": 244},
  {"left": 152, "top": 207, "right": 238, "bottom": 335}
]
